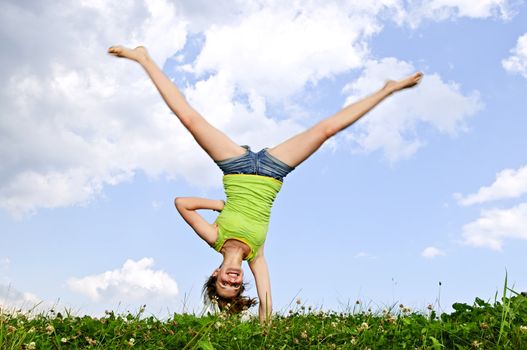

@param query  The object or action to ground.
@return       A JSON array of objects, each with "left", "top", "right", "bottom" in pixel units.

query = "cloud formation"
[
  {"left": 456, "top": 165, "right": 527, "bottom": 250},
  {"left": 421, "top": 246, "right": 445, "bottom": 259},
  {"left": 456, "top": 165, "right": 527, "bottom": 206},
  {"left": 192, "top": 3, "right": 375, "bottom": 101},
  {"left": 68, "top": 258, "right": 178, "bottom": 301},
  {"left": 0, "top": 284, "right": 41, "bottom": 311},
  {"left": 343, "top": 58, "right": 483, "bottom": 161},
  {"left": 0, "top": 0, "right": 195, "bottom": 217},
  {"left": 403, "top": 0, "right": 514, "bottom": 27},
  {"left": 502, "top": 33, "right": 527, "bottom": 79},
  {"left": 462, "top": 203, "right": 527, "bottom": 251}
]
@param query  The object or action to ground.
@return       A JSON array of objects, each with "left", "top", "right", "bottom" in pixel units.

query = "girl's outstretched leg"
[
  {"left": 108, "top": 46, "right": 245, "bottom": 161},
  {"left": 267, "top": 73, "right": 423, "bottom": 168}
]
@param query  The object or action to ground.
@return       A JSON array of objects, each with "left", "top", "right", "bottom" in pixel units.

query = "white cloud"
[
  {"left": 0, "top": 0, "right": 206, "bottom": 217},
  {"left": 421, "top": 246, "right": 445, "bottom": 258},
  {"left": 67, "top": 258, "right": 178, "bottom": 301},
  {"left": 456, "top": 165, "right": 527, "bottom": 206},
  {"left": 403, "top": 0, "right": 514, "bottom": 27},
  {"left": 192, "top": 3, "right": 378, "bottom": 101},
  {"left": 343, "top": 58, "right": 483, "bottom": 161},
  {"left": 502, "top": 33, "right": 527, "bottom": 79},
  {"left": 0, "top": 284, "right": 41, "bottom": 311},
  {"left": 462, "top": 202, "right": 527, "bottom": 250},
  {"left": 0, "top": 259, "right": 43, "bottom": 311}
]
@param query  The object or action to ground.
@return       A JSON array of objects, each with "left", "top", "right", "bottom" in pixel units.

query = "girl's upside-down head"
[{"left": 202, "top": 270, "right": 257, "bottom": 314}]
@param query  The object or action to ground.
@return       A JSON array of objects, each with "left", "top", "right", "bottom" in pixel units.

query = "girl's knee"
[{"left": 313, "top": 122, "right": 336, "bottom": 140}]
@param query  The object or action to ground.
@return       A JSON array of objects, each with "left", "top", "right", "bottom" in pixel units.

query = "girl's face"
[{"left": 213, "top": 266, "right": 244, "bottom": 298}]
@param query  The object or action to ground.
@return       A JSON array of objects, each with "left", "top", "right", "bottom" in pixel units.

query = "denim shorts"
[{"left": 215, "top": 146, "right": 295, "bottom": 182}]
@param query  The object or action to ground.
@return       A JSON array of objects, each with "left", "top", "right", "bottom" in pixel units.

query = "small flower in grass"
[
  {"left": 7, "top": 325, "right": 16, "bottom": 333},
  {"left": 387, "top": 315, "right": 397, "bottom": 324},
  {"left": 300, "top": 331, "right": 308, "bottom": 339},
  {"left": 128, "top": 338, "right": 135, "bottom": 347},
  {"left": 28, "top": 327, "right": 36, "bottom": 333},
  {"left": 240, "top": 309, "right": 251, "bottom": 322},
  {"left": 46, "top": 324, "right": 55, "bottom": 334},
  {"left": 293, "top": 338, "right": 299, "bottom": 344},
  {"left": 214, "top": 321, "right": 223, "bottom": 329},
  {"left": 471, "top": 340, "right": 481, "bottom": 348},
  {"left": 520, "top": 325, "right": 527, "bottom": 333},
  {"left": 27, "top": 342, "right": 36, "bottom": 350},
  {"left": 358, "top": 322, "right": 369, "bottom": 332},
  {"left": 350, "top": 337, "right": 357, "bottom": 345},
  {"left": 85, "top": 337, "right": 97, "bottom": 346},
  {"left": 61, "top": 337, "right": 68, "bottom": 343},
  {"left": 331, "top": 321, "right": 337, "bottom": 328},
  {"left": 480, "top": 322, "right": 489, "bottom": 330}
]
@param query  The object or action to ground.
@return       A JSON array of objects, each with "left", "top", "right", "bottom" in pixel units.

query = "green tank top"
[{"left": 214, "top": 174, "right": 283, "bottom": 261}]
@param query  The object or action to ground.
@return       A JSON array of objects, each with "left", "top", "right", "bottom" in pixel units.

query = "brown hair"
[{"left": 202, "top": 274, "right": 257, "bottom": 315}]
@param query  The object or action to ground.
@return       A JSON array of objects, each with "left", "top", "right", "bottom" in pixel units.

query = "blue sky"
[{"left": 1, "top": 0, "right": 527, "bottom": 317}]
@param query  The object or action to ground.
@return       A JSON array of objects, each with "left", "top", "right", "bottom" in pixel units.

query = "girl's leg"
[
  {"left": 108, "top": 46, "right": 246, "bottom": 161},
  {"left": 267, "top": 73, "right": 423, "bottom": 168}
]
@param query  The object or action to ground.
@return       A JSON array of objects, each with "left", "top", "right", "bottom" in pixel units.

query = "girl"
[{"left": 108, "top": 45, "right": 422, "bottom": 323}]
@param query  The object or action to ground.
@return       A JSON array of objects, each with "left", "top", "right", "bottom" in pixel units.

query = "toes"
[{"left": 108, "top": 46, "right": 123, "bottom": 54}]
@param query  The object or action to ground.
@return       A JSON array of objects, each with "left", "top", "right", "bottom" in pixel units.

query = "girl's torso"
[{"left": 213, "top": 174, "right": 283, "bottom": 261}]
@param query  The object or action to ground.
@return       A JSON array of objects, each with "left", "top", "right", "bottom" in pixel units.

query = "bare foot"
[
  {"left": 383, "top": 72, "right": 423, "bottom": 93},
  {"left": 108, "top": 45, "right": 149, "bottom": 64}
]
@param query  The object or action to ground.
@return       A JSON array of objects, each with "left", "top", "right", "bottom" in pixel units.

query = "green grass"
[{"left": 1, "top": 293, "right": 527, "bottom": 349}]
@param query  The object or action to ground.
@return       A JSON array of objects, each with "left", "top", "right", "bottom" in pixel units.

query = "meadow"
[{"left": 1, "top": 287, "right": 526, "bottom": 349}]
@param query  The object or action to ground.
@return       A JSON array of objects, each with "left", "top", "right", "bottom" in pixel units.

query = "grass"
[{"left": 1, "top": 292, "right": 526, "bottom": 349}]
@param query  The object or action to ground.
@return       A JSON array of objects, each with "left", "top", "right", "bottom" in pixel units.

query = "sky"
[{"left": 1, "top": 0, "right": 527, "bottom": 318}]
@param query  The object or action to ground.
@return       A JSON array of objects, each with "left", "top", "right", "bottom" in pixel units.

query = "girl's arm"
[
  {"left": 174, "top": 197, "right": 224, "bottom": 245},
  {"left": 249, "top": 246, "right": 272, "bottom": 324}
]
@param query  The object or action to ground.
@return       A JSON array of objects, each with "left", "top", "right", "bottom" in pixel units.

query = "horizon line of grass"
[{"left": 1, "top": 291, "right": 526, "bottom": 349}]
